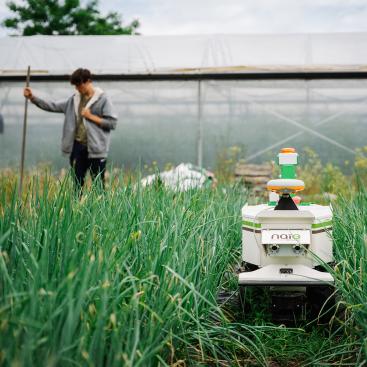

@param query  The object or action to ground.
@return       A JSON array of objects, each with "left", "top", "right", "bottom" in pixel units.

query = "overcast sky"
[{"left": 1, "top": 0, "right": 367, "bottom": 36}]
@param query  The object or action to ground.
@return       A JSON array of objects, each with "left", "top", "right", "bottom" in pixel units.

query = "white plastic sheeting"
[
  {"left": 1, "top": 33, "right": 367, "bottom": 170},
  {"left": 140, "top": 163, "right": 215, "bottom": 191},
  {"left": 1, "top": 33, "right": 367, "bottom": 75},
  {"left": 1, "top": 79, "right": 367, "bottom": 169}
]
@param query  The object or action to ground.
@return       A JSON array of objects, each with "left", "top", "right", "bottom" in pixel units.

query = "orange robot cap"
[{"left": 280, "top": 147, "right": 296, "bottom": 154}]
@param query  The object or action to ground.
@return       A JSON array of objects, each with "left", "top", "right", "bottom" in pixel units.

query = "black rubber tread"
[
  {"left": 241, "top": 261, "right": 259, "bottom": 272},
  {"left": 306, "top": 285, "right": 336, "bottom": 324}
]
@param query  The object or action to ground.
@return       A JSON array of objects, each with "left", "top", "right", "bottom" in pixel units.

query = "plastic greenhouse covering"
[{"left": 0, "top": 34, "right": 367, "bottom": 170}]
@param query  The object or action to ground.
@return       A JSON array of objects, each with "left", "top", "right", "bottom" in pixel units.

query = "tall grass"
[
  {"left": 0, "top": 172, "right": 365, "bottom": 366},
  {"left": 0, "top": 174, "right": 267, "bottom": 366},
  {"left": 332, "top": 186, "right": 367, "bottom": 364}
]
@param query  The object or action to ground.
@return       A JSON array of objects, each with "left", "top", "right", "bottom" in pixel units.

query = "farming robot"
[{"left": 239, "top": 148, "right": 335, "bottom": 323}]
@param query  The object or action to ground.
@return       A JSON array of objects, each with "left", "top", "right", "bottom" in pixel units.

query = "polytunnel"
[{"left": 0, "top": 33, "right": 367, "bottom": 170}]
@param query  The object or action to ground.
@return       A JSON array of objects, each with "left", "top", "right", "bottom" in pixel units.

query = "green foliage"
[
  {"left": 296, "top": 147, "right": 350, "bottom": 199},
  {"left": 354, "top": 146, "right": 367, "bottom": 187},
  {"left": 298, "top": 147, "right": 323, "bottom": 195},
  {"left": 2, "top": 0, "right": 140, "bottom": 36},
  {"left": 321, "top": 163, "right": 349, "bottom": 195},
  {"left": 215, "top": 145, "right": 245, "bottom": 183},
  {"left": 0, "top": 174, "right": 264, "bottom": 366},
  {"left": 296, "top": 146, "right": 367, "bottom": 199},
  {"left": 332, "top": 192, "right": 367, "bottom": 363},
  {"left": 0, "top": 171, "right": 365, "bottom": 365}
]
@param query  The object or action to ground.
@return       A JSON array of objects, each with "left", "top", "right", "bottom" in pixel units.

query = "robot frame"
[{"left": 238, "top": 148, "right": 335, "bottom": 324}]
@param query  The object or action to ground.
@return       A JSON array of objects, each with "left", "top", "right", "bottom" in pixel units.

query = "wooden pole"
[
  {"left": 197, "top": 80, "right": 203, "bottom": 167},
  {"left": 19, "top": 66, "right": 31, "bottom": 197}
]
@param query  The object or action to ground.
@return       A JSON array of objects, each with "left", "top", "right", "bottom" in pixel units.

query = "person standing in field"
[{"left": 23, "top": 68, "right": 117, "bottom": 190}]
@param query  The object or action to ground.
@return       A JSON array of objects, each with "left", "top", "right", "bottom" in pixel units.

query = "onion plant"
[{"left": 0, "top": 172, "right": 365, "bottom": 366}]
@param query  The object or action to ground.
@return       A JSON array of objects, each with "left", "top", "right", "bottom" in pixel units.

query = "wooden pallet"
[{"left": 235, "top": 162, "right": 273, "bottom": 192}]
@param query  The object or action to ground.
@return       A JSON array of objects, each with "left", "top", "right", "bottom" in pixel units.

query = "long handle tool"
[{"left": 19, "top": 66, "right": 31, "bottom": 197}]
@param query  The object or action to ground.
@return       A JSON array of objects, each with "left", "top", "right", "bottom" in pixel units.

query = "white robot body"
[
  {"left": 239, "top": 204, "right": 334, "bottom": 286},
  {"left": 238, "top": 148, "right": 335, "bottom": 322}
]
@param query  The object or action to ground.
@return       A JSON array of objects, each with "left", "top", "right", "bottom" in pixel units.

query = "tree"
[{"left": 2, "top": 0, "right": 140, "bottom": 36}]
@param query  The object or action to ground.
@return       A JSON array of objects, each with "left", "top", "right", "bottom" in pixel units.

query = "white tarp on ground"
[
  {"left": 140, "top": 163, "right": 215, "bottom": 191},
  {"left": 1, "top": 33, "right": 367, "bottom": 76}
]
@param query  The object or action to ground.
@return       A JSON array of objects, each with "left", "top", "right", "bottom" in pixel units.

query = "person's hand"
[
  {"left": 81, "top": 108, "right": 102, "bottom": 126},
  {"left": 81, "top": 108, "right": 92, "bottom": 119},
  {"left": 24, "top": 87, "right": 34, "bottom": 100}
]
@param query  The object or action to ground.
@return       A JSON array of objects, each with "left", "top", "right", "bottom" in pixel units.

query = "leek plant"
[
  {"left": 0, "top": 172, "right": 365, "bottom": 366},
  {"left": 332, "top": 188, "right": 367, "bottom": 364},
  {"left": 0, "top": 174, "right": 267, "bottom": 366}
]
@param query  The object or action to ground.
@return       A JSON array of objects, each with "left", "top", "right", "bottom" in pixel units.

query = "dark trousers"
[{"left": 69, "top": 140, "right": 106, "bottom": 190}]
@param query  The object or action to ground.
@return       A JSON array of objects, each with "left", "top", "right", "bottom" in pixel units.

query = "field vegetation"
[{"left": 0, "top": 150, "right": 366, "bottom": 366}]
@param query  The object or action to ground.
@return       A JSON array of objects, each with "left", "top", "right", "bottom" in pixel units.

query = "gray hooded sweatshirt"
[{"left": 31, "top": 87, "right": 117, "bottom": 158}]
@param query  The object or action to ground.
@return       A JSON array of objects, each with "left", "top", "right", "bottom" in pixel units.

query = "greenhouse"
[{"left": 1, "top": 33, "right": 367, "bottom": 170}]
